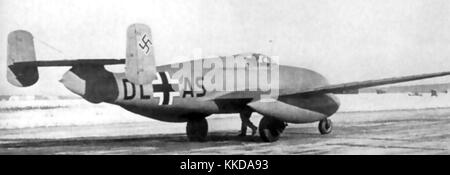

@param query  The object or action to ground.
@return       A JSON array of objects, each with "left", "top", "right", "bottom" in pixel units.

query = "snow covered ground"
[
  {"left": 0, "top": 93, "right": 449, "bottom": 130},
  {"left": 337, "top": 93, "right": 450, "bottom": 112}
]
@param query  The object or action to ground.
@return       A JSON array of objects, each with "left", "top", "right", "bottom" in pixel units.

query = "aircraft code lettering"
[
  {"left": 122, "top": 72, "right": 180, "bottom": 105},
  {"left": 122, "top": 72, "right": 214, "bottom": 104},
  {"left": 181, "top": 77, "right": 206, "bottom": 98},
  {"left": 123, "top": 79, "right": 152, "bottom": 100}
]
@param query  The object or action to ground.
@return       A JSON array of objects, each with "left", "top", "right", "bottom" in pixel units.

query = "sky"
[{"left": 0, "top": 0, "right": 449, "bottom": 96}]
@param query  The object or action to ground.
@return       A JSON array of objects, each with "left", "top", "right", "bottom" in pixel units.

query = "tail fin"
[
  {"left": 125, "top": 23, "right": 157, "bottom": 85},
  {"left": 7, "top": 30, "right": 39, "bottom": 87}
]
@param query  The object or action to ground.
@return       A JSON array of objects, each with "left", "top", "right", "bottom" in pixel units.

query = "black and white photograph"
[{"left": 0, "top": 0, "right": 449, "bottom": 156}]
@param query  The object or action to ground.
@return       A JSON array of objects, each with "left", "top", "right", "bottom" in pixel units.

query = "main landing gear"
[
  {"left": 318, "top": 118, "right": 332, "bottom": 135},
  {"left": 186, "top": 118, "right": 208, "bottom": 142},
  {"left": 259, "top": 116, "right": 287, "bottom": 142},
  {"left": 185, "top": 116, "right": 332, "bottom": 142}
]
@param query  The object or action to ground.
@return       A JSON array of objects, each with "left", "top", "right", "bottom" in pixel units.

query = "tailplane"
[{"left": 6, "top": 24, "right": 158, "bottom": 87}]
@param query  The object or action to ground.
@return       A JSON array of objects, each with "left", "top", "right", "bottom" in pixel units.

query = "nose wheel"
[{"left": 318, "top": 118, "right": 332, "bottom": 135}]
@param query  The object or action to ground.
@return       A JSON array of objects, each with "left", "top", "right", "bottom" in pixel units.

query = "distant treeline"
[
  {"left": 0, "top": 95, "right": 81, "bottom": 101},
  {"left": 0, "top": 105, "right": 69, "bottom": 112},
  {"left": 360, "top": 83, "right": 450, "bottom": 93}
]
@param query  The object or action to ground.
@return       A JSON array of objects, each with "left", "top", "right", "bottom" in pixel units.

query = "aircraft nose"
[{"left": 60, "top": 70, "right": 86, "bottom": 96}]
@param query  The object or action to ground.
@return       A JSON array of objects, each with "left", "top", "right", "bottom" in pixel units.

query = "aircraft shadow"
[{"left": 0, "top": 131, "right": 262, "bottom": 149}]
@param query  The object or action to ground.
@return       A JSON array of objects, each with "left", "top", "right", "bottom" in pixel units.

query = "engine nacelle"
[
  {"left": 60, "top": 65, "right": 118, "bottom": 103},
  {"left": 248, "top": 94, "right": 340, "bottom": 123}
]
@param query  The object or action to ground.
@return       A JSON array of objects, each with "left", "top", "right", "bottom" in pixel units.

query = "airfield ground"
[
  {"left": 0, "top": 94, "right": 449, "bottom": 154},
  {"left": 0, "top": 108, "right": 449, "bottom": 154}
]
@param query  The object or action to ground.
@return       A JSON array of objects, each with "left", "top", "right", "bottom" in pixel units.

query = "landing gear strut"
[
  {"left": 318, "top": 118, "right": 332, "bottom": 135},
  {"left": 186, "top": 118, "right": 208, "bottom": 142},
  {"left": 259, "top": 116, "right": 286, "bottom": 142}
]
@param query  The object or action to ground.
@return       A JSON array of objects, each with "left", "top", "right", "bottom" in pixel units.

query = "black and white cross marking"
[
  {"left": 152, "top": 72, "right": 180, "bottom": 105},
  {"left": 138, "top": 33, "right": 152, "bottom": 55}
]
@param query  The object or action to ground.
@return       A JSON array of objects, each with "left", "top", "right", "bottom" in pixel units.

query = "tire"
[
  {"left": 259, "top": 116, "right": 286, "bottom": 142},
  {"left": 186, "top": 118, "right": 208, "bottom": 142},
  {"left": 318, "top": 118, "right": 332, "bottom": 135}
]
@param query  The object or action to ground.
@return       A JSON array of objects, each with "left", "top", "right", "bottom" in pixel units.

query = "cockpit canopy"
[{"left": 233, "top": 53, "right": 275, "bottom": 65}]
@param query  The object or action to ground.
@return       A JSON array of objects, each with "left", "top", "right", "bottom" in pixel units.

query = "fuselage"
[{"left": 60, "top": 54, "right": 340, "bottom": 123}]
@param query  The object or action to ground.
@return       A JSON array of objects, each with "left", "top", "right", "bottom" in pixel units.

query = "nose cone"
[{"left": 60, "top": 71, "right": 86, "bottom": 96}]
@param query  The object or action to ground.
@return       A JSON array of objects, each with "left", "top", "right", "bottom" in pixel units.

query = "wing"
[
  {"left": 198, "top": 71, "right": 450, "bottom": 101},
  {"left": 290, "top": 71, "right": 450, "bottom": 96}
]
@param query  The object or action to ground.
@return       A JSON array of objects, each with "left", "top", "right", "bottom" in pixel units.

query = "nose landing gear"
[{"left": 318, "top": 118, "right": 332, "bottom": 135}]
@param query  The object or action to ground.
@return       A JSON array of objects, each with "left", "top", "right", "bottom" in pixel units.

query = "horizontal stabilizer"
[
  {"left": 10, "top": 59, "right": 125, "bottom": 67},
  {"left": 5, "top": 30, "right": 129, "bottom": 88}
]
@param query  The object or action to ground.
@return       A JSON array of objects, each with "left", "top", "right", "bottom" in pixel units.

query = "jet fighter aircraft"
[{"left": 6, "top": 24, "right": 450, "bottom": 142}]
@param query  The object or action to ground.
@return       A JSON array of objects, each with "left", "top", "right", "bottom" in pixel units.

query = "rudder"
[
  {"left": 125, "top": 23, "right": 157, "bottom": 85},
  {"left": 7, "top": 30, "right": 38, "bottom": 87}
]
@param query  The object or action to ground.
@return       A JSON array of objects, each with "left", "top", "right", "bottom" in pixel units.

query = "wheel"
[
  {"left": 259, "top": 116, "right": 286, "bottom": 142},
  {"left": 318, "top": 118, "right": 332, "bottom": 135},
  {"left": 186, "top": 118, "right": 208, "bottom": 142}
]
